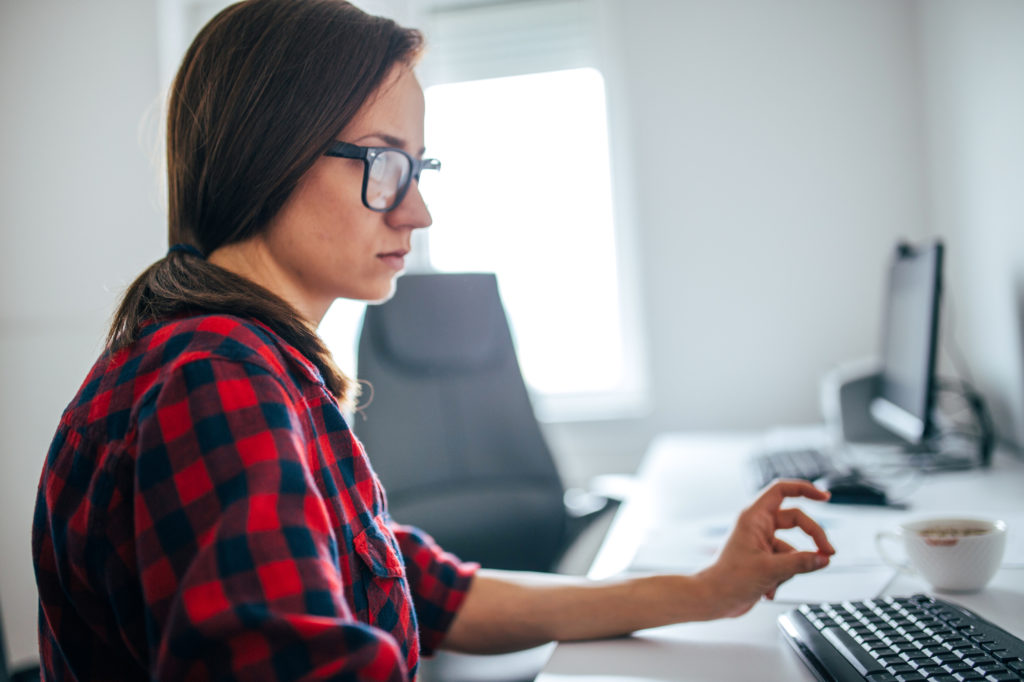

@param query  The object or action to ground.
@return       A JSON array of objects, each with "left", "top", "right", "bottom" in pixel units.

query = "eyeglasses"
[{"left": 324, "top": 141, "right": 441, "bottom": 212}]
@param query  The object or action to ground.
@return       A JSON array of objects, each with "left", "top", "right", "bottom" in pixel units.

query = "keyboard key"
[
  {"left": 887, "top": 663, "right": 916, "bottom": 675},
  {"left": 958, "top": 647, "right": 988, "bottom": 659},
  {"left": 917, "top": 665, "right": 946, "bottom": 677},
  {"left": 975, "top": 662, "right": 1006, "bottom": 673},
  {"left": 900, "top": 650, "right": 930, "bottom": 663}
]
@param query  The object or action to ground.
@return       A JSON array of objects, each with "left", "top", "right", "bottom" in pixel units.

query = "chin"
[
  {"left": 370, "top": 282, "right": 399, "bottom": 304},
  {"left": 348, "top": 279, "right": 399, "bottom": 305}
]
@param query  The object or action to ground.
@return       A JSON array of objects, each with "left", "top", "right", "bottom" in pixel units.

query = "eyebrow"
[{"left": 354, "top": 132, "right": 426, "bottom": 157}]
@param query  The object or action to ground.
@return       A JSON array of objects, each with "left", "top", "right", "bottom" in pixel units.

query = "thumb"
[{"left": 774, "top": 551, "right": 830, "bottom": 579}]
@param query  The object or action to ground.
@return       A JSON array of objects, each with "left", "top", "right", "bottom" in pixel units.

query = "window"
[
  {"left": 422, "top": 68, "right": 625, "bottom": 397},
  {"left": 413, "top": 0, "right": 648, "bottom": 421}
]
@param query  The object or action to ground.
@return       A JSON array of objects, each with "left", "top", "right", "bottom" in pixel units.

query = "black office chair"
[
  {"left": 356, "top": 272, "right": 622, "bottom": 682},
  {"left": 355, "top": 272, "right": 613, "bottom": 574},
  {"left": 1, "top": 600, "right": 40, "bottom": 682}
]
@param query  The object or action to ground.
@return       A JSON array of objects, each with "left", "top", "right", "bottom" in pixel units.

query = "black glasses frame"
[{"left": 324, "top": 141, "right": 440, "bottom": 212}]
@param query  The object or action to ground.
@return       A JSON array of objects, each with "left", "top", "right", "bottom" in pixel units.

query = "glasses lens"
[{"left": 366, "top": 150, "right": 411, "bottom": 210}]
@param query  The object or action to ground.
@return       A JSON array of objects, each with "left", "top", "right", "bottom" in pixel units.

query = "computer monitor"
[{"left": 869, "top": 240, "right": 943, "bottom": 447}]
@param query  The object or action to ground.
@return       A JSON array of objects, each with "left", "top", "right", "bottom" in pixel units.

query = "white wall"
[
  {"left": 2, "top": 0, "right": 1020, "bottom": 668},
  {"left": 917, "top": 0, "right": 1024, "bottom": 451},
  {"left": 549, "top": 0, "right": 931, "bottom": 482},
  {"left": 0, "top": 0, "right": 164, "bottom": 666}
]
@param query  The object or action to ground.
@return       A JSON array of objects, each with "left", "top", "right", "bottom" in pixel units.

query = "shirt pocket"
[{"left": 352, "top": 516, "right": 409, "bottom": 626}]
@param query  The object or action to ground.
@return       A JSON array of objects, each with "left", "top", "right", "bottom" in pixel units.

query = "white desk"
[{"left": 538, "top": 432, "right": 1024, "bottom": 681}]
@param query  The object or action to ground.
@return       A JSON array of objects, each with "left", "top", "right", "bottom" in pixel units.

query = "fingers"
[
  {"left": 776, "top": 507, "right": 836, "bottom": 556},
  {"left": 768, "top": 508, "right": 833, "bottom": 579},
  {"left": 770, "top": 533, "right": 830, "bottom": 591},
  {"left": 765, "top": 540, "right": 810, "bottom": 602},
  {"left": 775, "top": 549, "right": 830, "bottom": 577},
  {"left": 756, "top": 479, "right": 831, "bottom": 507}
]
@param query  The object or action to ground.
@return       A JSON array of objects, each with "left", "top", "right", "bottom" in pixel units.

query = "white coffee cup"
[{"left": 875, "top": 517, "right": 1007, "bottom": 592}]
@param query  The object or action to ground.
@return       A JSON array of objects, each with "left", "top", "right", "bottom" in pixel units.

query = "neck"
[{"left": 207, "top": 238, "right": 329, "bottom": 326}]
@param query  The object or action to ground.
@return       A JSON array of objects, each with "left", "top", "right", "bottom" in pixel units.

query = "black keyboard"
[
  {"left": 779, "top": 594, "right": 1024, "bottom": 681},
  {"left": 751, "top": 447, "right": 835, "bottom": 488}
]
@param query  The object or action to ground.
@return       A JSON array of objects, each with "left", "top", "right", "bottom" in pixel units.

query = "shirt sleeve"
[
  {"left": 388, "top": 522, "right": 479, "bottom": 655},
  {"left": 134, "top": 355, "right": 408, "bottom": 681}
]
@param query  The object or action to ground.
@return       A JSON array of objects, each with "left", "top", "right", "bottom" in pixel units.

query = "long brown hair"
[{"left": 107, "top": 0, "right": 423, "bottom": 407}]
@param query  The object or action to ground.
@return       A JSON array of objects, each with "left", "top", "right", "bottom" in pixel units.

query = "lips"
[{"left": 378, "top": 249, "right": 409, "bottom": 271}]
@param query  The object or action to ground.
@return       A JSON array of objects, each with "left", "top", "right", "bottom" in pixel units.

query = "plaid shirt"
[{"left": 33, "top": 313, "right": 478, "bottom": 681}]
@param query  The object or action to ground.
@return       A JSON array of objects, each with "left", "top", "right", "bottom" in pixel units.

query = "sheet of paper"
[
  {"left": 772, "top": 565, "right": 898, "bottom": 604},
  {"left": 628, "top": 515, "right": 732, "bottom": 574}
]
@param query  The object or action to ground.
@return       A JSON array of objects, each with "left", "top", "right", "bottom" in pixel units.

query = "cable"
[{"left": 932, "top": 376, "right": 996, "bottom": 466}]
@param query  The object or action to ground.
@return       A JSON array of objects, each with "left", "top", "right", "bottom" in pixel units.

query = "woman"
[{"left": 32, "top": 1, "right": 835, "bottom": 679}]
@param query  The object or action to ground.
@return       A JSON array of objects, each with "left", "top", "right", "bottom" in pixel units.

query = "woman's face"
[{"left": 256, "top": 66, "right": 433, "bottom": 319}]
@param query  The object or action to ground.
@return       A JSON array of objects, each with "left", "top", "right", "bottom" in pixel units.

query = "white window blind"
[{"left": 419, "top": 0, "right": 597, "bottom": 86}]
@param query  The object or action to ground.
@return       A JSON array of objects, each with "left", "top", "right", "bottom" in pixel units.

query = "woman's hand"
[{"left": 696, "top": 480, "right": 836, "bottom": 619}]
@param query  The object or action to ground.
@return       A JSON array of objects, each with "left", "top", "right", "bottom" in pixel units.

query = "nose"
[{"left": 386, "top": 181, "right": 432, "bottom": 230}]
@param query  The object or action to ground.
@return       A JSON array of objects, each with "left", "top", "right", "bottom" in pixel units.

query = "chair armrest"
[
  {"left": 563, "top": 473, "right": 636, "bottom": 518},
  {"left": 557, "top": 474, "right": 639, "bottom": 575}
]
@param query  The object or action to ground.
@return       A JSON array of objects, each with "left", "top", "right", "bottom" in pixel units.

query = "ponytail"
[{"left": 107, "top": 247, "right": 356, "bottom": 407}]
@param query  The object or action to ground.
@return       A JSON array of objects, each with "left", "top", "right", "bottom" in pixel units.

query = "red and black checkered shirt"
[{"left": 33, "top": 313, "right": 478, "bottom": 681}]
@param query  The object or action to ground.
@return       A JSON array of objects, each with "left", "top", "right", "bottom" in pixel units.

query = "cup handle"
[{"left": 875, "top": 530, "right": 913, "bottom": 572}]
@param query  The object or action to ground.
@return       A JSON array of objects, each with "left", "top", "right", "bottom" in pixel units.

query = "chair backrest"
[{"left": 355, "top": 273, "right": 568, "bottom": 571}]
